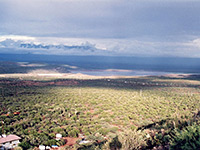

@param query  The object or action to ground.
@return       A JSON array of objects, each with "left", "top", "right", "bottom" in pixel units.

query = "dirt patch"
[
  {"left": 93, "top": 114, "right": 99, "bottom": 119},
  {"left": 62, "top": 137, "right": 79, "bottom": 146},
  {"left": 90, "top": 109, "right": 94, "bottom": 113}
]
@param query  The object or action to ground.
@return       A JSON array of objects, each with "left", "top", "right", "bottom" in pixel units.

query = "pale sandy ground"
[
  {"left": 0, "top": 73, "right": 134, "bottom": 79},
  {"left": 0, "top": 68, "right": 193, "bottom": 79},
  {"left": 0, "top": 69, "right": 131, "bottom": 79},
  {"left": 0, "top": 72, "right": 192, "bottom": 80}
]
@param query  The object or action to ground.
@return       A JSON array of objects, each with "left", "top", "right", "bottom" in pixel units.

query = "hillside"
[{"left": 1, "top": 75, "right": 200, "bottom": 149}]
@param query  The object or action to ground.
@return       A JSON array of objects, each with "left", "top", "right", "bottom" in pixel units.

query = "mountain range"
[{"left": 0, "top": 39, "right": 111, "bottom": 55}]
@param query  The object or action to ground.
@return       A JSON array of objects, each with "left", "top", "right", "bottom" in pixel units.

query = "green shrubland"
[{"left": 0, "top": 76, "right": 200, "bottom": 149}]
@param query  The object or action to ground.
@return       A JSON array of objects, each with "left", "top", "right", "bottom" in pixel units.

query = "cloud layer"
[
  {"left": 0, "top": 0, "right": 200, "bottom": 57},
  {"left": 1, "top": 0, "right": 200, "bottom": 38},
  {"left": 1, "top": 35, "right": 200, "bottom": 57}
]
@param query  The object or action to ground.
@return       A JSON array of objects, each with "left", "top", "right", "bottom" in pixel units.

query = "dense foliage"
[{"left": 170, "top": 122, "right": 200, "bottom": 150}]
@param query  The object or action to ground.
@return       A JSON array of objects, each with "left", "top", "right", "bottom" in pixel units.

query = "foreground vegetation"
[{"left": 1, "top": 75, "right": 200, "bottom": 149}]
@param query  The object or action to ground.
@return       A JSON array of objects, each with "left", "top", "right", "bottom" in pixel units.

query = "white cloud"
[
  {"left": 190, "top": 38, "right": 200, "bottom": 48},
  {"left": 1, "top": 35, "right": 200, "bottom": 57},
  {"left": 0, "top": 35, "right": 36, "bottom": 42}
]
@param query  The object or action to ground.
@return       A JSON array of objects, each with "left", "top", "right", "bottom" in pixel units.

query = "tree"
[{"left": 18, "top": 141, "right": 31, "bottom": 150}]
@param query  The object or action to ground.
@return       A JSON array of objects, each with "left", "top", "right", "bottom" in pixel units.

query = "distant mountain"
[
  {"left": 0, "top": 39, "right": 95, "bottom": 50},
  {"left": 0, "top": 39, "right": 112, "bottom": 55}
]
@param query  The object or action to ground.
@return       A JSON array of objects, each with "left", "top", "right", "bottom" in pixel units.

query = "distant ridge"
[{"left": 0, "top": 39, "right": 112, "bottom": 55}]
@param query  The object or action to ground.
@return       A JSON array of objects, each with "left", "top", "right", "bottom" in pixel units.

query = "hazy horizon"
[{"left": 1, "top": 53, "right": 200, "bottom": 74}]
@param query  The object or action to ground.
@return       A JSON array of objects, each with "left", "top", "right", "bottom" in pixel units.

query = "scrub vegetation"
[{"left": 1, "top": 75, "right": 200, "bottom": 149}]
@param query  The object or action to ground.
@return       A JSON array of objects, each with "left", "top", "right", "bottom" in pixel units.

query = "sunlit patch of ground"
[
  {"left": 0, "top": 70, "right": 139, "bottom": 79},
  {"left": 104, "top": 69, "right": 133, "bottom": 72},
  {"left": 17, "top": 62, "right": 47, "bottom": 67},
  {"left": 62, "top": 64, "right": 78, "bottom": 69}
]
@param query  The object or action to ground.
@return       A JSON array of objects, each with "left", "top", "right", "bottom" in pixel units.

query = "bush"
[
  {"left": 53, "top": 127, "right": 64, "bottom": 133},
  {"left": 110, "top": 127, "right": 118, "bottom": 133},
  {"left": 119, "top": 129, "right": 147, "bottom": 150},
  {"left": 68, "top": 129, "right": 79, "bottom": 137},
  {"left": 44, "top": 139, "right": 57, "bottom": 146},
  {"left": 170, "top": 123, "right": 200, "bottom": 150},
  {"left": 56, "top": 139, "right": 65, "bottom": 146},
  {"left": 98, "top": 128, "right": 109, "bottom": 136}
]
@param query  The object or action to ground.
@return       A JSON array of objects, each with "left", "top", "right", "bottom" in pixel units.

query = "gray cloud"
[
  {"left": 1, "top": 0, "right": 200, "bottom": 38},
  {"left": 0, "top": 0, "right": 200, "bottom": 57}
]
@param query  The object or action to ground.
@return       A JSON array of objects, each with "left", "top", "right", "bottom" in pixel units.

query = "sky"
[{"left": 0, "top": 0, "right": 200, "bottom": 57}]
